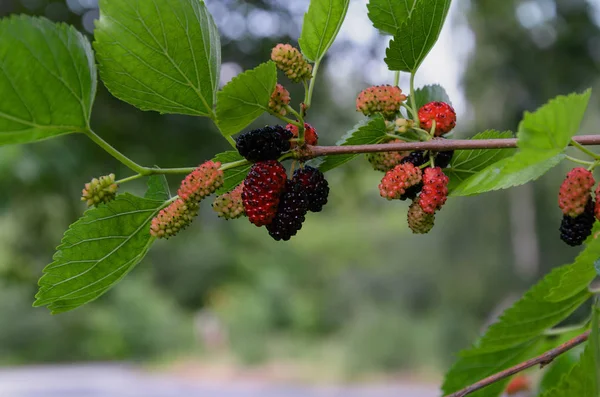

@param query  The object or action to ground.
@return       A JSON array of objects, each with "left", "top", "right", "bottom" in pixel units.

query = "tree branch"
[
  {"left": 444, "top": 330, "right": 591, "bottom": 397},
  {"left": 304, "top": 135, "right": 600, "bottom": 159}
]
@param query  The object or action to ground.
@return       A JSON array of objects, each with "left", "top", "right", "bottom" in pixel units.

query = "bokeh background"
[{"left": 1, "top": 0, "right": 600, "bottom": 390}]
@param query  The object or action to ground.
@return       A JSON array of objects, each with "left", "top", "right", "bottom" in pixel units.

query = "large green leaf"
[
  {"left": 412, "top": 84, "right": 451, "bottom": 110},
  {"left": 216, "top": 62, "right": 277, "bottom": 137},
  {"left": 442, "top": 261, "right": 592, "bottom": 396},
  {"left": 518, "top": 90, "right": 591, "bottom": 152},
  {"left": 539, "top": 342, "right": 597, "bottom": 397},
  {"left": 318, "top": 115, "right": 388, "bottom": 173},
  {"left": 546, "top": 235, "right": 600, "bottom": 302},
  {"left": 367, "top": 0, "right": 417, "bottom": 35},
  {"left": 299, "top": 0, "right": 350, "bottom": 62},
  {"left": 34, "top": 194, "right": 163, "bottom": 313},
  {"left": 450, "top": 151, "right": 565, "bottom": 197},
  {"left": 385, "top": 0, "right": 452, "bottom": 72},
  {"left": 446, "top": 130, "right": 515, "bottom": 191},
  {"left": 0, "top": 16, "right": 96, "bottom": 145},
  {"left": 214, "top": 151, "right": 251, "bottom": 195},
  {"left": 94, "top": 0, "right": 220, "bottom": 116}
]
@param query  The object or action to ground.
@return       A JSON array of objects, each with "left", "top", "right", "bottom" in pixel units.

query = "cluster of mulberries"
[
  {"left": 356, "top": 85, "right": 407, "bottom": 120},
  {"left": 271, "top": 43, "right": 313, "bottom": 83},
  {"left": 81, "top": 173, "right": 118, "bottom": 207},
  {"left": 234, "top": 124, "right": 329, "bottom": 241},
  {"left": 151, "top": 161, "right": 224, "bottom": 239},
  {"left": 378, "top": 156, "right": 450, "bottom": 233},
  {"left": 269, "top": 84, "right": 291, "bottom": 116},
  {"left": 241, "top": 162, "right": 329, "bottom": 241},
  {"left": 557, "top": 167, "right": 598, "bottom": 246}
]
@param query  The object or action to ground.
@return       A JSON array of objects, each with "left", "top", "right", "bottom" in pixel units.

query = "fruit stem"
[
  {"left": 393, "top": 71, "right": 400, "bottom": 87},
  {"left": 571, "top": 138, "right": 600, "bottom": 160},
  {"left": 84, "top": 129, "right": 147, "bottom": 174},
  {"left": 565, "top": 155, "right": 594, "bottom": 167},
  {"left": 409, "top": 72, "right": 419, "bottom": 127},
  {"left": 304, "top": 60, "right": 321, "bottom": 115},
  {"left": 220, "top": 159, "right": 250, "bottom": 171},
  {"left": 270, "top": 111, "right": 303, "bottom": 129},
  {"left": 116, "top": 174, "right": 145, "bottom": 185}
]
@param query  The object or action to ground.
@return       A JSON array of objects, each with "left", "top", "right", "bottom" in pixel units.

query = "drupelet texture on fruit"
[
  {"left": 418, "top": 101, "right": 456, "bottom": 136},
  {"left": 81, "top": 173, "right": 118, "bottom": 207},
  {"left": 177, "top": 160, "right": 223, "bottom": 203},
  {"left": 560, "top": 199, "right": 596, "bottom": 246},
  {"left": 286, "top": 122, "right": 319, "bottom": 146},
  {"left": 356, "top": 85, "right": 407, "bottom": 119},
  {"left": 236, "top": 126, "right": 292, "bottom": 162},
  {"left": 558, "top": 167, "right": 595, "bottom": 217},
  {"left": 379, "top": 163, "right": 423, "bottom": 200},
  {"left": 242, "top": 160, "right": 288, "bottom": 227},
  {"left": 150, "top": 198, "right": 199, "bottom": 239},
  {"left": 418, "top": 167, "right": 449, "bottom": 214},
  {"left": 212, "top": 184, "right": 245, "bottom": 220},
  {"left": 401, "top": 151, "right": 428, "bottom": 168},
  {"left": 269, "top": 84, "right": 291, "bottom": 116},
  {"left": 271, "top": 43, "right": 313, "bottom": 83},
  {"left": 407, "top": 201, "right": 435, "bottom": 234},
  {"left": 366, "top": 139, "right": 409, "bottom": 172},
  {"left": 292, "top": 165, "right": 329, "bottom": 212},
  {"left": 266, "top": 180, "right": 309, "bottom": 241}
]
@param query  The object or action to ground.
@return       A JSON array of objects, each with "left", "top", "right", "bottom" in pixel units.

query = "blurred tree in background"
[{"left": 1, "top": 0, "right": 600, "bottom": 378}]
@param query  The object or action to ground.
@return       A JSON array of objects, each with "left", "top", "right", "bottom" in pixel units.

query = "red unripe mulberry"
[
  {"left": 418, "top": 167, "right": 449, "bottom": 214},
  {"left": 559, "top": 167, "right": 595, "bottom": 217},
  {"left": 178, "top": 161, "right": 224, "bottom": 203},
  {"left": 379, "top": 163, "right": 423, "bottom": 200},
  {"left": 418, "top": 101, "right": 456, "bottom": 136}
]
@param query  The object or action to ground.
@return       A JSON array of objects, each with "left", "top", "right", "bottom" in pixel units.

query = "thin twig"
[
  {"left": 444, "top": 330, "right": 591, "bottom": 397},
  {"left": 304, "top": 135, "right": 600, "bottom": 159}
]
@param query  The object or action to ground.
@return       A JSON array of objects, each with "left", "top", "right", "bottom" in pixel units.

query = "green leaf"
[
  {"left": 384, "top": 0, "right": 452, "bottom": 72},
  {"left": 145, "top": 174, "right": 170, "bottom": 201},
  {"left": 446, "top": 130, "right": 515, "bottom": 192},
  {"left": 546, "top": 235, "right": 600, "bottom": 302},
  {"left": 539, "top": 342, "right": 597, "bottom": 397},
  {"left": 442, "top": 262, "right": 592, "bottom": 396},
  {"left": 216, "top": 62, "right": 277, "bottom": 137},
  {"left": 592, "top": 300, "right": 600, "bottom": 393},
  {"left": 518, "top": 90, "right": 592, "bottom": 152},
  {"left": 450, "top": 151, "right": 565, "bottom": 197},
  {"left": 0, "top": 16, "right": 96, "bottom": 145},
  {"left": 318, "top": 115, "right": 388, "bottom": 173},
  {"left": 412, "top": 84, "right": 451, "bottom": 110},
  {"left": 539, "top": 350, "right": 580, "bottom": 394},
  {"left": 367, "top": 0, "right": 417, "bottom": 35},
  {"left": 214, "top": 151, "right": 251, "bottom": 195},
  {"left": 34, "top": 194, "right": 163, "bottom": 313},
  {"left": 94, "top": 0, "right": 220, "bottom": 117},
  {"left": 299, "top": 0, "right": 350, "bottom": 62}
]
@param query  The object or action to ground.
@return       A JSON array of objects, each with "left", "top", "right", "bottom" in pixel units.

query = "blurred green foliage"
[{"left": 1, "top": 0, "right": 600, "bottom": 378}]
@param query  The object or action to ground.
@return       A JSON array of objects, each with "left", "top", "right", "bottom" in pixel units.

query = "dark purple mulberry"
[
  {"left": 292, "top": 166, "right": 329, "bottom": 212},
  {"left": 266, "top": 180, "right": 309, "bottom": 241},
  {"left": 236, "top": 126, "right": 293, "bottom": 162}
]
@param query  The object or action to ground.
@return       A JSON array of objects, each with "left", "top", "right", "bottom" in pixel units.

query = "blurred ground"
[{"left": 0, "top": 364, "right": 438, "bottom": 397}]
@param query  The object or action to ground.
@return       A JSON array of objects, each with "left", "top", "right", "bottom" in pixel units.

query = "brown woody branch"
[
  {"left": 444, "top": 330, "right": 591, "bottom": 397},
  {"left": 303, "top": 135, "right": 600, "bottom": 159}
]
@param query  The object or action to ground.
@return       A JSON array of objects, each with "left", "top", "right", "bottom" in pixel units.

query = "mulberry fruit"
[
  {"left": 212, "top": 184, "right": 245, "bottom": 220},
  {"left": 400, "top": 183, "right": 424, "bottom": 201},
  {"left": 236, "top": 126, "right": 293, "bottom": 162},
  {"left": 595, "top": 185, "right": 600, "bottom": 221},
  {"left": 286, "top": 122, "right": 319, "bottom": 146},
  {"left": 505, "top": 375, "right": 531, "bottom": 396},
  {"left": 418, "top": 101, "right": 456, "bottom": 136},
  {"left": 366, "top": 140, "right": 409, "bottom": 172},
  {"left": 433, "top": 150, "right": 454, "bottom": 169},
  {"left": 558, "top": 167, "right": 595, "bottom": 217},
  {"left": 150, "top": 199, "right": 199, "bottom": 239},
  {"left": 178, "top": 161, "right": 223, "bottom": 203},
  {"left": 394, "top": 118, "right": 414, "bottom": 133},
  {"left": 292, "top": 166, "right": 329, "bottom": 212},
  {"left": 269, "top": 84, "right": 291, "bottom": 116},
  {"left": 242, "top": 160, "right": 288, "bottom": 227},
  {"left": 81, "top": 173, "right": 118, "bottom": 207},
  {"left": 418, "top": 167, "right": 449, "bottom": 214},
  {"left": 407, "top": 201, "right": 435, "bottom": 234},
  {"left": 560, "top": 200, "right": 595, "bottom": 246},
  {"left": 379, "top": 163, "right": 423, "bottom": 200},
  {"left": 356, "top": 85, "right": 407, "bottom": 120},
  {"left": 401, "top": 151, "right": 428, "bottom": 168},
  {"left": 271, "top": 43, "right": 313, "bottom": 83},
  {"left": 266, "top": 180, "right": 309, "bottom": 241}
]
